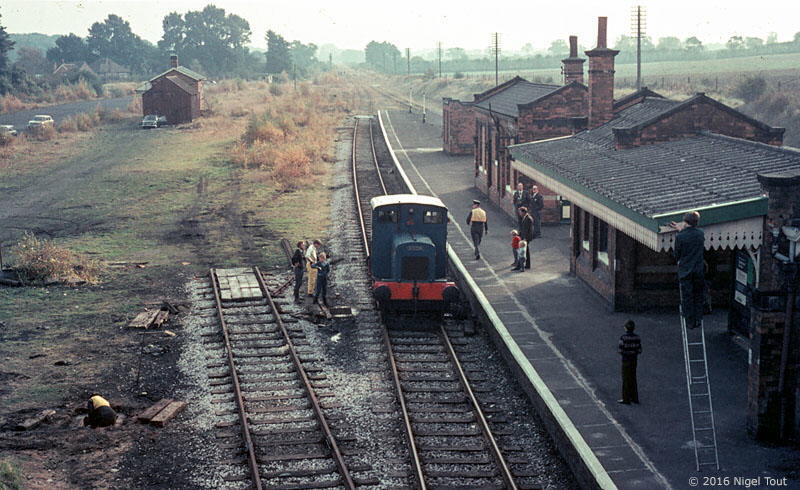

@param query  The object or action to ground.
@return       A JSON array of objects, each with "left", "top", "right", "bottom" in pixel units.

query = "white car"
[
  {"left": 27, "top": 115, "right": 54, "bottom": 129},
  {"left": 0, "top": 124, "right": 17, "bottom": 137}
]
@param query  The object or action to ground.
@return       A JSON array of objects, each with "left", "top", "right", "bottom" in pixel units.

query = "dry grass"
[
  {"left": 103, "top": 82, "right": 138, "bottom": 98},
  {"left": 13, "top": 232, "right": 103, "bottom": 285},
  {"left": 0, "top": 94, "right": 26, "bottom": 113},
  {"left": 127, "top": 96, "right": 142, "bottom": 114},
  {"left": 230, "top": 75, "right": 353, "bottom": 189}
]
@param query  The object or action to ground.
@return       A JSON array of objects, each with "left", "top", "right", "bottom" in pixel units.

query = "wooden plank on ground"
[
  {"left": 152, "top": 310, "right": 170, "bottom": 328},
  {"left": 16, "top": 409, "right": 56, "bottom": 431},
  {"left": 136, "top": 398, "right": 174, "bottom": 423},
  {"left": 128, "top": 310, "right": 160, "bottom": 329},
  {"left": 149, "top": 401, "right": 187, "bottom": 427}
]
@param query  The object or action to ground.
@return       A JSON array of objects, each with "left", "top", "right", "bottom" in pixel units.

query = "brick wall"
[
  {"left": 614, "top": 97, "right": 785, "bottom": 149},
  {"left": 443, "top": 98, "right": 476, "bottom": 155},
  {"left": 517, "top": 84, "right": 587, "bottom": 142}
]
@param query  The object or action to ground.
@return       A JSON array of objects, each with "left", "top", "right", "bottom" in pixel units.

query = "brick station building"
[
  {"left": 138, "top": 55, "right": 206, "bottom": 124},
  {"left": 510, "top": 16, "right": 800, "bottom": 441},
  {"left": 442, "top": 36, "right": 589, "bottom": 223}
]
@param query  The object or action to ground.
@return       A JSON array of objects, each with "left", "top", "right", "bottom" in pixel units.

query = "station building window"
[
  {"left": 582, "top": 209, "right": 591, "bottom": 252},
  {"left": 595, "top": 219, "right": 609, "bottom": 267}
]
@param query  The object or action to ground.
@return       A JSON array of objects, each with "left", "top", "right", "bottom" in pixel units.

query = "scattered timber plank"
[
  {"left": 15, "top": 409, "right": 56, "bottom": 431},
  {"left": 149, "top": 401, "right": 187, "bottom": 427},
  {"left": 151, "top": 310, "right": 170, "bottom": 328},
  {"left": 128, "top": 310, "right": 160, "bottom": 329},
  {"left": 318, "top": 304, "right": 332, "bottom": 320},
  {"left": 136, "top": 398, "right": 174, "bottom": 423}
]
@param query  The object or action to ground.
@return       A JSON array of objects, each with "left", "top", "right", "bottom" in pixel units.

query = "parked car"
[
  {"left": 141, "top": 115, "right": 166, "bottom": 129},
  {"left": 0, "top": 124, "right": 18, "bottom": 137},
  {"left": 27, "top": 115, "right": 54, "bottom": 130}
]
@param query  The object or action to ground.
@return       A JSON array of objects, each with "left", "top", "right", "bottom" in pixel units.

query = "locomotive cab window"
[
  {"left": 377, "top": 209, "right": 397, "bottom": 223},
  {"left": 423, "top": 209, "right": 444, "bottom": 224}
]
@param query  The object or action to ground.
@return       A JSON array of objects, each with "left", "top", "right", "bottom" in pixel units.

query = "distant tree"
[
  {"left": 158, "top": 5, "right": 251, "bottom": 77},
  {"left": 289, "top": 40, "right": 318, "bottom": 76},
  {"left": 46, "top": 33, "right": 93, "bottom": 64},
  {"left": 0, "top": 10, "right": 15, "bottom": 94},
  {"left": 265, "top": 30, "right": 291, "bottom": 74},
  {"left": 87, "top": 14, "right": 159, "bottom": 74},
  {"left": 685, "top": 36, "right": 704, "bottom": 52},
  {"left": 656, "top": 36, "right": 682, "bottom": 51},
  {"left": 614, "top": 35, "right": 654, "bottom": 52},
  {"left": 726, "top": 36, "right": 745, "bottom": 50},
  {"left": 766, "top": 32, "right": 778, "bottom": 44},
  {"left": 446, "top": 47, "right": 467, "bottom": 61},
  {"left": 548, "top": 39, "right": 569, "bottom": 56},
  {"left": 794, "top": 32, "right": 800, "bottom": 43},
  {"left": 13, "top": 46, "right": 49, "bottom": 75},
  {"left": 364, "top": 41, "right": 401, "bottom": 73},
  {"left": 520, "top": 43, "right": 535, "bottom": 55},
  {"left": 745, "top": 37, "right": 764, "bottom": 50}
]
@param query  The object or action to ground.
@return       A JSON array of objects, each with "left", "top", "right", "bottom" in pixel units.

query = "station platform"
[{"left": 379, "top": 109, "right": 800, "bottom": 489}]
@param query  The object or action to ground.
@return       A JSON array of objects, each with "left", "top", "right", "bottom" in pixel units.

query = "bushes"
[
  {"left": 734, "top": 76, "right": 767, "bottom": 102},
  {"left": 0, "top": 94, "right": 26, "bottom": 113},
  {"left": 13, "top": 232, "right": 102, "bottom": 285}
]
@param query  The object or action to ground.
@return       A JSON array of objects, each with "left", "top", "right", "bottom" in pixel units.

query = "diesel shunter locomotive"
[{"left": 370, "top": 194, "right": 459, "bottom": 312}]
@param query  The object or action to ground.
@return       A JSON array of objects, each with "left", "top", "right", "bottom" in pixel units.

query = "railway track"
[
  {"left": 200, "top": 266, "right": 365, "bottom": 489},
  {"left": 350, "top": 115, "right": 521, "bottom": 488}
]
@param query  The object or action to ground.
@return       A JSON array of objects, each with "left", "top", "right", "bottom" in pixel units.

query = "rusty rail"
[
  {"left": 352, "top": 118, "right": 371, "bottom": 258},
  {"left": 440, "top": 326, "right": 519, "bottom": 489},
  {"left": 253, "top": 267, "right": 356, "bottom": 489},
  {"left": 209, "top": 268, "right": 263, "bottom": 490}
]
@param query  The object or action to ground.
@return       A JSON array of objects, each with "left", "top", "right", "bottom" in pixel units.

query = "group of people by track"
[{"left": 291, "top": 239, "right": 331, "bottom": 307}]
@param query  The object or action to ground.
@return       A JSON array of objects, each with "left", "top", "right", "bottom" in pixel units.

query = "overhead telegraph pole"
[
  {"left": 490, "top": 32, "right": 501, "bottom": 86},
  {"left": 438, "top": 42, "right": 442, "bottom": 78},
  {"left": 630, "top": 5, "right": 647, "bottom": 90},
  {"left": 406, "top": 48, "right": 410, "bottom": 76}
]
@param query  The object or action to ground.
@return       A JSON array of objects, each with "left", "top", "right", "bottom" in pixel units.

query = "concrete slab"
[{"left": 381, "top": 109, "right": 800, "bottom": 489}]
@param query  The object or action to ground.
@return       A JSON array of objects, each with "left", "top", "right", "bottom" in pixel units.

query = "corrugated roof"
[
  {"left": 580, "top": 97, "right": 681, "bottom": 148},
  {"left": 511, "top": 130, "right": 800, "bottom": 222},
  {"left": 165, "top": 75, "right": 197, "bottom": 95},
  {"left": 148, "top": 65, "right": 206, "bottom": 83},
  {"left": 472, "top": 77, "right": 561, "bottom": 118}
]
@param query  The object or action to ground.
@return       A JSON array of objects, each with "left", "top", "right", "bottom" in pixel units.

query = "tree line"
[
  {"left": 0, "top": 4, "right": 325, "bottom": 96},
  {"left": 364, "top": 32, "right": 800, "bottom": 75}
]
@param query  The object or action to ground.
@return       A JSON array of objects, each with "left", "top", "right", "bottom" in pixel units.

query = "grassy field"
[{"left": 0, "top": 77, "right": 357, "bottom": 487}]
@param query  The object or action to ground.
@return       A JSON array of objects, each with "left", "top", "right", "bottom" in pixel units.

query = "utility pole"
[
  {"left": 490, "top": 32, "right": 501, "bottom": 86},
  {"left": 406, "top": 48, "right": 410, "bottom": 75},
  {"left": 630, "top": 5, "right": 647, "bottom": 90},
  {"left": 438, "top": 42, "right": 442, "bottom": 78},
  {"left": 292, "top": 63, "right": 296, "bottom": 90}
]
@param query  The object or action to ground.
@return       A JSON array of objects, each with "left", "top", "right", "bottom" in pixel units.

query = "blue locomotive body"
[{"left": 370, "top": 194, "right": 459, "bottom": 310}]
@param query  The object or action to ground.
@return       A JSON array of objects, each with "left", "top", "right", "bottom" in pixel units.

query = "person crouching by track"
[
  {"left": 466, "top": 200, "right": 488, "bottom": 260},
  {"left": 305, "top": 239, "right": 322, "bottom": 298},
  {"left": 311, "top": 252, "right": 331, "bottom": 307},
  {"left": 84, "top": 394, "right": 117, "bottom": 428},
  {"left": 292, "top": 241, "right": 307, "bottom": 302}
]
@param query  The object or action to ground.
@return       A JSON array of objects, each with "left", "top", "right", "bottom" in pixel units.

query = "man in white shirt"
[{"left": 305, "top": 240, "right": 321, "bottom": 296}]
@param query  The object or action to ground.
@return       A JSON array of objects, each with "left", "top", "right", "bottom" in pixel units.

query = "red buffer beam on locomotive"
[{"left": 369, "top": 194, "right": 459, "bottom": 312}]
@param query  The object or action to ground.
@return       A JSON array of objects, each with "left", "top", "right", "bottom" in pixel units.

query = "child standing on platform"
[
  {"left": 510, "top": 230, "right": 521, "bottom": 268},
  {"left": 514, "top": 239, "right": 527, "bottom": 272}
]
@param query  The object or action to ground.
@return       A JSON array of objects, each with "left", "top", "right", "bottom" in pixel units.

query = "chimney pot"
[
  {"left": 597, "top": 17, "right": 608, "bottom": 49},
  {"left": 170, "top": 54, "right": 178, "bottom": 68},
  {"left": 569, "top": 36, "right": 578, "bottom": 57}
]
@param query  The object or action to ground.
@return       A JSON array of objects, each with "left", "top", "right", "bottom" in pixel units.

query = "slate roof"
[
  {"left": 149, "top": 65, "right": 205, "bottom": 82},
  {"left": 90, "top": 58, "right": 131, "bottom": 74},
  {"left": 165, "top": 75, "right": 198, "bottom": 95},
  {"left": 471, "top": 77, "right": 560, "bottom": 118},
  {"left": 510, "top": 99, "right": 800, "bottom": 225}
]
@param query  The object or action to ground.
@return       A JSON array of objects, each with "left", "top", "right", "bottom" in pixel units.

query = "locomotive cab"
[{"left": 370, "top": 194, "right": 459, "bottom": 312}]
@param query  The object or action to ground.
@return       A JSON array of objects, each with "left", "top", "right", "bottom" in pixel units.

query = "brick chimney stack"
[
  {"left": 170, "top": 54, "right": 179, "bottom": 68},
  {"left": 561, "top": 36, "right": 585, "bottom": 85},
  {"left": 585, "top": 17, "right": 619, "bottom": 128}
]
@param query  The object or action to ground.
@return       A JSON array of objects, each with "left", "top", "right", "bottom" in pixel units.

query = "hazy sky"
[{"left": 4, "top": 0, "right": 800, "bottom": 52}]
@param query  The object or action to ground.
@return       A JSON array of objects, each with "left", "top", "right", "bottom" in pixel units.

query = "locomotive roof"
[{"left": 370, "top": 194, "right": 447, "bottom": 210}]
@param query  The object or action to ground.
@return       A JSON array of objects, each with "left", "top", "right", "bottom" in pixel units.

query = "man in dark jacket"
[
  {"left": 618, "top": 320, "right": 642, "bottom": 404},
  {"left": 466, "top": 200, "right": 488, "bottom": 260},
  {"left": 512, "top": 183, "right": 530, "bottom": 228},
  {"left": 291, "top": 241, "right": 306, "bottom": 302},
  {"left": 519, "top": 207, "right": 534, "bottom": 269},
  {"left": 671, "top": 212, "right": 705, "bottom": 329},
  {"left": 529, "top": 185, "right": 544, "bottom": 238}
]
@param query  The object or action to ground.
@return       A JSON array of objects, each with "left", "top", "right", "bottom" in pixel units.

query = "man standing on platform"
[
  {"left": 512, "top": 183, "right": 530, "bottom": 228},
  {"left": 670, "top": 212, "right": 705, "bottom": 329},
  {"left": 618, "top": 320, "right": 642, "bottom": 404},
  {"left": 519, "top": 207, "right": 534, "bottom": 269},
  {"left": 530, "top": 185, "right": 544, "bottom": 238},
  {"left": 466, "top": 200, "right": 488, "bottom": 260}
]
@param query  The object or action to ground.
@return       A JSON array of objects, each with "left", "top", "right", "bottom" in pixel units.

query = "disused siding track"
[
  {"left": 202, "top": 267, "right": 359, "bottom": 489},
  {"left": 351, "top": 115, "right": 520, "bottom": 489}
]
